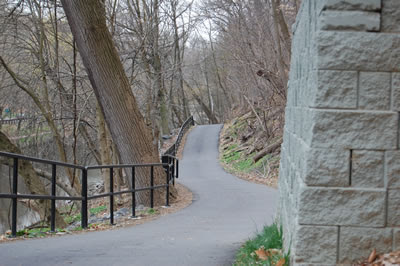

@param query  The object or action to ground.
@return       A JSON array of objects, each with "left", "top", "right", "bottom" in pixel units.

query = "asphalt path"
[{"left": 0, "top": 124, "right": 278, "bottom": 266}]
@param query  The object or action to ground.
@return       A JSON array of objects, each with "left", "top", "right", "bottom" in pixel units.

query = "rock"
[
  {"left": 298, "top": 186, "right": 386, "bottom": 227},
  {"left": 395, "top": 229, "right": 400, "bottom": 250},
  {"left": 117, "top": 207, "right": 129, "bottom": 216},
  {"left": 392, "top": 73, "right": 400, "bottom": 111},
  {"left": 320, "top": 10, "right": 380, "bottom": 31},
  {"left": 136, "top": 204, "right": 145, "bottom": 211},
  {"left": 303, "top": 148, "right": 349, "bottom": 186},
  {"left": 308, "top": 109, "right": 398, "bottom": 150},
  {"left": 162, "top": 135, "right": 172, "bottom": 140},
  {"left": 381, "top": 0, "right": 400, "bottom": 32},
  {"left": 312, "top": 70, "right": 358, "bottom": 109},
  {"left": 294, "top": 225, "right": 338, "bottom": 264},
  {"left": 339, "top": 227, "right": 393, "bottom": 263},
  {"left": 351, "top": 150, "right": 384, "bottom": 188},
  {"left": 317, "top": 31, "right": 400, "bottom": 72},
  {"left": 387, "top": 189, "right": 400, "bottom": 226},
  {"left": 386, "top": 151, "right": 400, "bottom": 188},
  {"left": 359, "top": 72, "right": 391, "bottom": 110}
]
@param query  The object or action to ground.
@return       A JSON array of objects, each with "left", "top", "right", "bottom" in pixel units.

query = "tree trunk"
[
  {"left": 97, "top": 105, "right": 112, "bottom": 193},
  {"left": 61, "top": 0, "right": 172, "bottom": 205}
]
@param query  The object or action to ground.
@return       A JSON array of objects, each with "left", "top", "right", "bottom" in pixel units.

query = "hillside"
[{"left": 219, "top": 111, "right": 282, "bottom": 187}]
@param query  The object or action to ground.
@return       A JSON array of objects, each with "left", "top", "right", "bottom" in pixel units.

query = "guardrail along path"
[{"left": 0, "top": 124, "right": 278, "bottom": 266}]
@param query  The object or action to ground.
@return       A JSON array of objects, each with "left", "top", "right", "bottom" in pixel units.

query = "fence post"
[
  {"left": 11, "top": 158, "right": 18, "bottom": 237},
  {"left": 110, "top": 167, "right": 114, "bottom": 225},
  {"left": 131, "top": 167, "right": 136, "bottom": 218},
  {"left": 150, "top": 166, "right": 154, "bottom": 208},
  {"left": 50, "top": 164, "right": 57, "bottom": 232},
  {"left": 81, "top": 168, "right": 88, "bottom": 229},
  {"left": 165, "top": 164, "right": 170, "bottom": 207}
]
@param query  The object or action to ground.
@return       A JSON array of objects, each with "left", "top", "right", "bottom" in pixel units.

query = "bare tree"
[{"left": 61, "top": 0, "right": 172, "bottom": 204}]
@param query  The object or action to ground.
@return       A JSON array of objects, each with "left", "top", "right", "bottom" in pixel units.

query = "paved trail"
[{"left": 0, "top": 125, "right": 278, "bottom": 266}]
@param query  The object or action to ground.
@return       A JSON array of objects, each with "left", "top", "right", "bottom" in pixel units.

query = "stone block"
[
  {"left": 388, "top": 189, "right": 400, "bottom": 226},
  {"left": 303, "top": 148, "right": 349, "bottom": 186},
  {"left": 359, "top": 72, "right": 391, "bottom": 110},
  {"left": 308, "top": 109, "right": 398, "bottom": 150},
  {"left": 339, "top": 227, "right": 393, "bottom": 263},
  {"left": 298, "top": 187, "right": 386, "bottom": 226},
  {"left": 351, "top": 150, "right": 384, "bottom": 188},
  {"left": 322, "top": 0, "right": 381, "bottom": 10},
  {"left": 294, "top": 225, "right": 338, "bottom": 264},
  {"left": 311, "top": 70, "right": 357, "bottom": 109},
  {"left": 386, "top": 151, "right": 400, "bottom": 188},
  {"left": 395, "top": 229, "right": 400, "bottom": 250},
  {"left": 317, "top": 31, "right": 400, "bottom": 72},
  {"left": 392, "top": 73, "right": 400, "bottom": 111},
  {"left": 381, "top": 0, "right": 400, "bottom": 32},
  {"left": 320, "top": 10, "right": 380, "bottom": 31}
]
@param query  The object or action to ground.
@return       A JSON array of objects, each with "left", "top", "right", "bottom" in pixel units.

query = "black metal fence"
[
  {"left": 164, "top": 116, "right": 195, "bottom": 157},
  {"left": 0, "top": 116, "right": 194, "bottom": 237}
]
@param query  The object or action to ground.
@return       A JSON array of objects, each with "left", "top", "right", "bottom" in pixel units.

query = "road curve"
[{"left": 0, "top": 125, "right": 278, "bottom": 266}]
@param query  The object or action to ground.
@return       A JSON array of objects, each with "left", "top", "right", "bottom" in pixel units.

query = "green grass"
[
  {"left": 72, "top": 226, "right": 83, "bottom": 231},
  {"left": 90, "top": 205, "right": 107, "bottom": 215},
  {"left": 15, "top": 227, "right": 66, "bottom": 238},
  {"left": 63, "top": 213, "right": 81, "bottom": 224},
  {"left": 147, "top": 208, "right": 157, "bottom": 215},
  {"left": 234, "top": 223, "right": 290, "bottom": 266},
  {"left": 222, "top": 150, "right": 241, "bottom": 164},
  {"left": 235, "top": 157, "right": 254, "bottom": 172},
  {"left": 62, "top": 205, "right": 107, "bottom": 225}
]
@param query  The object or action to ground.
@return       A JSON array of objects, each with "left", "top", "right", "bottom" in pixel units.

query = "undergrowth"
[
  {"left": 220, "top": 114, "right": 281, "bottom": 183},
  {"left": 234, "top": 223, "right": 289, "bottom": 266}
]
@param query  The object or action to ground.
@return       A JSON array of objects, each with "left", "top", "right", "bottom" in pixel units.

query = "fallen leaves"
[
  {"left": 356, "top": 249, "right": 400, "bottom": 266},
  {"left": 367, "top": 249, "right": 377, "bottom": 263},
  {"left": 254, "top": 247, "right": 286, "bottom": 265},
  {"left": 255, "top": 248, "right": 269, "bottom": 260},
  {"left": 276, "top": 258, "right": 286, "bottom": 266}
]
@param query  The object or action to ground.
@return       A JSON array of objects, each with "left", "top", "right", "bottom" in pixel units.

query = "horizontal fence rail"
[
  {"left": 0, "top": 116, "right": 194, "bottom": 237},
  {"left": 0, "top": 151, "right": 178, "bottom": 237},
  {"left": 164, "top": 116, "right": 195, "bottom": 157}
]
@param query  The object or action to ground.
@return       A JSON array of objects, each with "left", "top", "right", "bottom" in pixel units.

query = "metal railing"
[
  {"left": 0, "top": 151, "right": 179, "bottom": 237},
  {"left": 0, "top": 116, "right": 194, "bottom": 237},
  {"left": 164, "top": 116, "right": 195, "bottom": 157}
]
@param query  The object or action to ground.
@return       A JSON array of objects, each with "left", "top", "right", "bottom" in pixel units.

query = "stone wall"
[{"left": 279, "top": 0, "right": 400, "bottom": 264}]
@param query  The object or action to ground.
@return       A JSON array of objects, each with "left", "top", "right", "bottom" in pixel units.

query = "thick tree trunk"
[{"left": 61, "top": 0, "right": 171, "bottom": 205}]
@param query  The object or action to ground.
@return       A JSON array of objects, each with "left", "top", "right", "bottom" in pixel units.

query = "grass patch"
[
  {"left": 235, "top": 157, "right": 254, "bottom": 172},
  {"left": 222, "top": 150, "right": 241, "bottom": 164},
  {"left": 63, "top": 213, "right": 81, "bottom": 224},
  {"left": 147, "top": 208, "right": 157, "bottom": 215},
  {"left": 15, "top": 227, "right": 66, "bottom": 238},
  {"left": 90, "top": 205, "right": 107, "bottom": 215},
  {"left": 234, "top": 223, "right": 289, "bottom": 266}
]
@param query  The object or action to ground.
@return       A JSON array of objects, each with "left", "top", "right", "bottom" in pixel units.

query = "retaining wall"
[{"left": 279, "top": 0, "right": 400, "bottom": 264}]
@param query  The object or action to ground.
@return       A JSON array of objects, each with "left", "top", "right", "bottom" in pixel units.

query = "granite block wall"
[{"left": 279, "top": 0, "right": 400, "bottom": 264}]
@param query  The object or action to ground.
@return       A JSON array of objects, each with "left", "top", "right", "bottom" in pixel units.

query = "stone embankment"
[{"left": 279, "top": 0, "right": 400, "bottom": 264}]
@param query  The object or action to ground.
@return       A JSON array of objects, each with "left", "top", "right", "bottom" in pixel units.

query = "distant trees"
[
  {"left": 0, "top": 0, "right": 298, "bottom": 208},
  {"left": 189, "top": 0, "right": 297, "bottom": 133}
]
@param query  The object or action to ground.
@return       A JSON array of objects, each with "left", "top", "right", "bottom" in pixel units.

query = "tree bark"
[
  {"left": 61, "top": 0, "right": 171, "bottom": 205},
  {"left": 97, "top": 104, "right": 112, "bottom": 193}
]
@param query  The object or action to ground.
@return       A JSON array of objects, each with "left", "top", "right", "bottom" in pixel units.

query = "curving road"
[{"left": 0, "top": 125, "right": 278, "bottom": 266}]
